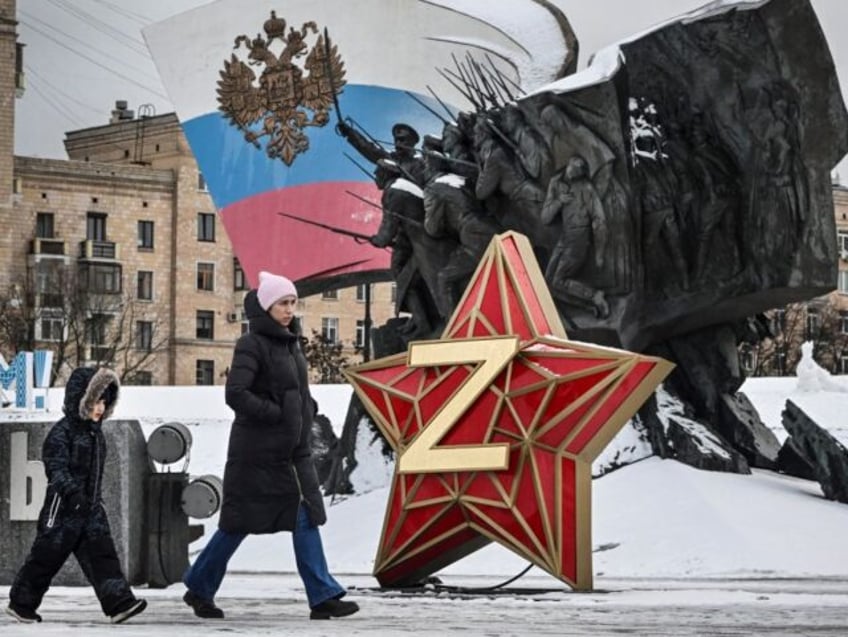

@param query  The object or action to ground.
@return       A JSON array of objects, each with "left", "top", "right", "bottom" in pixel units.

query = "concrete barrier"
[{"left": 0, "top": 419, "right": 151, "bottom": 586}]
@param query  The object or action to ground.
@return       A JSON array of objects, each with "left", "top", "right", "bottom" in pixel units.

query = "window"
[
  {"left": 86, "top": 212, "right": 107, "bottom": 241},
  {"left": 137, "top": 220, "right": 154, "bottom": 249},
  {"left": 197, "top": 262, "right": 215, "bottom": 291},
  {"left": 87, "top": 314, "right": 108, "bottom": 345},
  {"left": 198, "top": 172, "right": 208, "bottom": 191},
  {"left": 391, "top": 283, "right": 398, "bottom": 303},
  {"left": 322, "top": 288, "right": 338, "bottom": 300},
  {"left": 805, "top": 308, "right": 820, "bottom": 339},
  {"left": 86, "top": 314, "right": 111, "bottom": 360},
  {"left": 198, "top": 213, "right": 216, "bottom": 242},
  {"left": 234, "top": 258, "right": 247, "bottom": 290},
  {"left": 34, "top": 261, "right": 65, "bottom": 307},
  {"left": 36, "top": 212, "right": 54, "bottom": 238},
  {"left": 137, "top": 271, "right": 153, "bottom": 300},
  {"left": 38, "top": 317, "right": 64, "bottom": 342},
  {"left": 321, "top": 316, "right": 339, "bottom": 343},
  {"left": 839, "top": 270, "right": 848, "bottom": 294},
  {"left": 355, "top": 319, "right": 368, "bottom": 348},
  {"left": 136, "top": 321, "right": 153, "bottom": 350},
  {"left": 196, "top": 360, "right": 214, "bottom": 385},
  {"left": 356, "top": 284, "right": 370, "bottom": 302},
  {"left": 841, "top": 353, "right": 848, "bottom": 375},
  {"left": 841, "top": 312, "right": 848, "bottom": 335},
  {"left": 79, "top": 263, "right": 122, "bottom": 294},
  {"left": 196, "top": 310, "right": 214, "bottom": 340},
  {"left": 127, "top": 371, "right": 153, "bottom": 385},
  {"left": 839, "top": 231, "right": 848, "bottom": 258}
]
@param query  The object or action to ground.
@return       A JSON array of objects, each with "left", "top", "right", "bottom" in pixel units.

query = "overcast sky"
[{"left": 13, "top": 0, "right": 848, "bottom": 179}]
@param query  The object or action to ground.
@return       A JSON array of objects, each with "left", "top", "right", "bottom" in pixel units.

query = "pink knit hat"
[{"left": 257, "top": 271, "right": 298, "bottom": 311}]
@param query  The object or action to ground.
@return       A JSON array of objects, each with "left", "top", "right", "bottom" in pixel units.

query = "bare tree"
[
  {"left": 109, "top": 295, "right": 170, "bottom": 383},
  {"left": 0, "top": 275, "right": 37, "bottom": 359},
  {"left": 303, "top": 329, "right": 350, "bottom": 384},
  {"left": 740, "top": 297, "right": 848, "bottom": 377},
  {"left": 0, "top": 263, "right": 170, "bottom": 385}
]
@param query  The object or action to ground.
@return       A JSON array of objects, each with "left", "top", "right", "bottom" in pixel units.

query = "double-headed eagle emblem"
[{"left": 217, "top": 11, "right": 346, "bottom": 166}]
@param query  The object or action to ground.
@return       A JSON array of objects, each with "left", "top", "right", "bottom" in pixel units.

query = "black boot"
[
  {"left": 310, "top": 598, "right": 360, "bottom": 620},
  {"left": 183, "top": 590, "right": 225, "bottom": 619},
  {"left": 110, "top": 598, "right": 147, "bottom": 624},
  {"left": 6, "top": 603, "right": 42, "bottom": 623}
]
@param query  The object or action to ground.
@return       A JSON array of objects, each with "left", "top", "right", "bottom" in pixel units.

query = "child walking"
[{"left": 6, "top": 366, "right": 147, "bottom": 624}]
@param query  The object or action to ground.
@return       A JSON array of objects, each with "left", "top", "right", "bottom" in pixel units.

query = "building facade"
[{"left": 834, "top": 184, "right": 848, "bottom": 296}]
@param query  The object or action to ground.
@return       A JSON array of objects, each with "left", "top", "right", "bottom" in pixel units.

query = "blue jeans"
[{"left": 183, "top": 506, "right": 345, "bottom": 608}]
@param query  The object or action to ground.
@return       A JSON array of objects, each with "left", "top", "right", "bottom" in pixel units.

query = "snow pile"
[{"left": 795, "top": 341, "right": 848, "bottom": 393}]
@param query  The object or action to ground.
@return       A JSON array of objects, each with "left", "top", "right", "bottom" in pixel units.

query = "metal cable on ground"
[
  {"left": 432, "top": 563, "right": 536, "bottom": 594},
  {"left": 353, "top": 563, "right": 567, "bottom": 597}
]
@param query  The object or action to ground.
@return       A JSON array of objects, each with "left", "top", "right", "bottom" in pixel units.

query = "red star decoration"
[{"left": 344, "top": 232, "right": 672, "bottom": 590}]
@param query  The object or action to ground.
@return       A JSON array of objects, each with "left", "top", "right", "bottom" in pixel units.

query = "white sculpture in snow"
[{"left": 795, "top": 341, "right": 848, "bottom": 393}]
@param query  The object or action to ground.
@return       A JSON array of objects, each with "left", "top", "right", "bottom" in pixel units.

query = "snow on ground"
[{"left": 5, "top": 573, "right": 848, "bottom": 636}]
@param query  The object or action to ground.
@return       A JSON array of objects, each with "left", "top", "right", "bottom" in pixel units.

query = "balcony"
[
  {"left": 39, "top": 293, "right": 65, "bottom": 309},
  {"left": 79, "top": 239, "right": 120, "bottom": 261},
  {"left": 30, "top": 237, "right": 67, "bottom": 256}
]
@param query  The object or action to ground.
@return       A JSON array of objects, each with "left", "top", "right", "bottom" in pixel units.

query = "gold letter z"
[{"left": 398, "top": 336, "right": 518, "bottom": 474}]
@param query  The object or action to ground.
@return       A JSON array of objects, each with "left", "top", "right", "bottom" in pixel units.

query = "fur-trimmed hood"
[{"left": 63, "top": 366, "right": 120, "bottom": 422}]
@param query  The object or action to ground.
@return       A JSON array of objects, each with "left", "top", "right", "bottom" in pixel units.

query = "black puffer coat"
[
  {"left": 218, "top": 289, "right": 327, "bottom": 534},
  {"left": 40, "top": 367, "right": 120, "bottom": 526}
]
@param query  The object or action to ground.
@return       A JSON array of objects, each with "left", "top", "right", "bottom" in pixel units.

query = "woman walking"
[{"left": 182, "top": 271, "right": 359, "bottom": 621}]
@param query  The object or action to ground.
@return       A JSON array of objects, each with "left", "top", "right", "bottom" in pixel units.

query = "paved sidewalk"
[{"left": 3, "top": 574, "right": 848, "bottom": 635}]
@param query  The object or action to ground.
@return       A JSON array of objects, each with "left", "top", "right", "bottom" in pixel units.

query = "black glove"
[{"left": 66, "top": 490, "right": 89, "bottom": 514}]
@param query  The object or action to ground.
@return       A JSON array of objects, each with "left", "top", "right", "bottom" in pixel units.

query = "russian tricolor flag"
[{"left": 144, "top": 0, "right": 571, "bottom": 287}]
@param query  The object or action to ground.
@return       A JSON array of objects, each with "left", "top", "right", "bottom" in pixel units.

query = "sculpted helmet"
[{"left": 391, "top": 123, "right": 420, "bottom": 146}]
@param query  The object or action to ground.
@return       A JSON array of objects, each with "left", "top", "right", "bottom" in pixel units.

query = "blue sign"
[{"left": 0, "top": 350, "right": 54, "bottom": 410}]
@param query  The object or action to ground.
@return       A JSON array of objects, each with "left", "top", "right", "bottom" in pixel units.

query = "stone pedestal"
[{"left": 0, "top": 419, "right": 151, "bottom": 585}]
